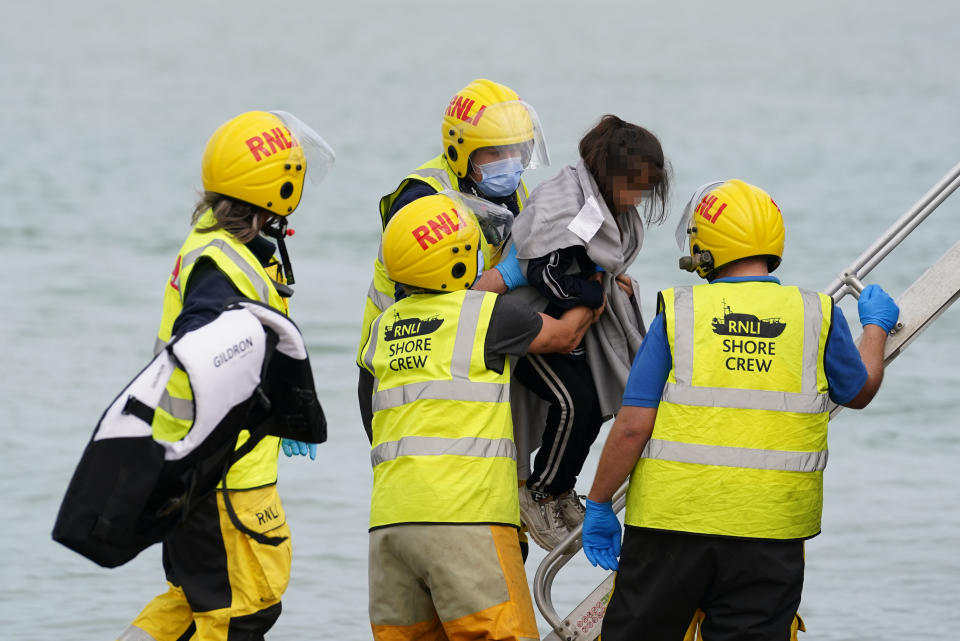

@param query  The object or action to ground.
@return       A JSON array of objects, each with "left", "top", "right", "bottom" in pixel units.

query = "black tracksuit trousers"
[{"left": 514, "top": 352, "right": 603, "bottom": 496}]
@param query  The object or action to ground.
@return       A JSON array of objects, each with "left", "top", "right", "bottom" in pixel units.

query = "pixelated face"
[{"left": 611, "top": 174, "right": 651, "bottom": 214}]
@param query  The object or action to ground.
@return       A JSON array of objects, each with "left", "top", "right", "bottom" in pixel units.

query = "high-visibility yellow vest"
[
  {"left": 357, "top": 155, "right": 528, "bottom": 352},
  {"left": 358, "top": 289, "right": 519, "bottom": 529},
  {"left": 154, "top": 209, "right": 289, "bottom": 490},
  {"left": 625, "top": 282, "right": 833, "bottom": 539}
]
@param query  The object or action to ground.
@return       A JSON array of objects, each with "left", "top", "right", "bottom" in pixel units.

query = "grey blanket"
[{"left": 508, "top": 160, "right": 648, "bottom": 433}]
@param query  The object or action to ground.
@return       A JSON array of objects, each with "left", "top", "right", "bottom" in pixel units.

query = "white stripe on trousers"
[{"left": 527, "top": 353, "right": 576, "bottom": 491}]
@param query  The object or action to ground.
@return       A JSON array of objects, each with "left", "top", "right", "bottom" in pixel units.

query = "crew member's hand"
[
  {"left": 492, "top": 243, "right": 528, "bottom": 291},
  {"left": 592, "top": 295, "right": 606, "bottom": 323},
  {"left": 281, "top": 438, "right": 317, "bottom": 460},
  {"left": 615, "top": 274, "right": 634, "bottom": 298},
  {"left": 582, "top": 499, "right": 621, "bottom": 571},
  {"left": 858, "top": 284, "right": 899, "bottom": 333}
]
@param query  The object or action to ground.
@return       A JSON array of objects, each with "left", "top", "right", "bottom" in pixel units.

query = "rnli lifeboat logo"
[
  {"left": 383, "top": 311, "right": 443, "bottom": 372},
  {"left": 712, "top": 300, "right": 784, "bottom": 373}
]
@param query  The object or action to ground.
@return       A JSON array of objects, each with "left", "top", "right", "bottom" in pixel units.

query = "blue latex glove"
[
  {"left": 281, "top": 438, "right": 317, "bottom": 460},
  {"left": 493, "top": 243, "right": 528, "bottom": 291},
  {"left": 582, "top": 499, "right": 622, "bottom": 571},
  {"left": 858, "top": 284, "right": 899, "bottom": 333}
]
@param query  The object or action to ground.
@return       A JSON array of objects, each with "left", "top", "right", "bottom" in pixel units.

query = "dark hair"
[
  {"left": 191, "top": 191, "right": 269, "bottom": 243},
  {"left": 578, "top": 114, "right": 670, "bottom": 226}
]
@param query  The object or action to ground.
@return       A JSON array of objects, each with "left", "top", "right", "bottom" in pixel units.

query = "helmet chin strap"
[{"left": 262, "top": 216, "right": 296, "bottom": 286}]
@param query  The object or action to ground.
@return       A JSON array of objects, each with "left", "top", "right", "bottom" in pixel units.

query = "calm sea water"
[{"left": 2, "top": 1, "right": 958, "bottom": 638}]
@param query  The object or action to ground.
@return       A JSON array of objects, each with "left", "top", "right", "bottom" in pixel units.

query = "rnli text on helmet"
[
  {"left": 697, "top": 194, "right": 727, "bottom": 225},
  {"left": 245, "top": 127, "right": 299, "bottom": 162},
  {"left": 411, "top": 208, "right": 465, "bottom": 250},
  {"left": 446, "top": 95, "right": 487, "bottom": 126}
]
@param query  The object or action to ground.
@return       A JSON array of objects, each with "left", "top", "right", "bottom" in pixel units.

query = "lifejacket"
[
  {"left": 625, "top": 282, "right": 833, "bottom": 540},
  {"left": 357, "top": 155, "right": 528, "bottom": 353},
  {"left": 53, "top": 300, "right": 326, "bottom": 567},
  {"left": 155, "top": 210, "right": 290, "bottom": 489},
  {"left": 358, "top": 290, "right": 519, "bottom": 529}
]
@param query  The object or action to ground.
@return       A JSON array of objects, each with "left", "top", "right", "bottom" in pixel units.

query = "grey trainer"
[
  {"left": 555, "top": 489, "right": 586, "bottom": 530},
  {"left": 518, "top": 486, "right": 568, "bottom": 551}
]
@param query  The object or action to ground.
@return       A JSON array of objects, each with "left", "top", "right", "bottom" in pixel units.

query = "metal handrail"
[
  {"left": 825, "top": 160, "right": 960, "bottom": 302},
  {"left": 532, "top": 160, "right": 960, "bottom": 640},
  {"left": 533, "top": 483, "right": 628, "bottom": 637}
]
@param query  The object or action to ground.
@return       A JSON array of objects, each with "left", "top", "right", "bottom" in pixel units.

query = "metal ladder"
[{"left": 533, "top": 161, "right": 960, "bottom": 641}]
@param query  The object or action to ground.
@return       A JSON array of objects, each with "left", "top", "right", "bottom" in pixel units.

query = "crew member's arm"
[
  {"left": 357, "top": 368, "right": 374, "bottom": 443},
  {"left": 825, "top": 284, "right": 898, "bottom": 410},
  {"left": 474, "top": 241, "right": 526, "bottom": 294},
  {"left": 483, "top": 294, "right": 600, "bottom": 371},
  {"left": 586, "top": 406, "right": 657, "bottom": 503},
  {"left": 581, "top": 312, "right": 671, "bottom": 570},
  {"left": 473, "top": 268, "right": 508, "bottom": 294},
  {"left": 171, "top": 259, "right": 241, "bottom": 337},
  {"left": 845, "top": 324, "right": 887, "bottom": 409},
  {"left": 178, "top": 254, "right": 320, "bottom": 459},
  {"left": 586, "top": 312, "right": 670, "bottom": 501},
  {"left": 526, "top": 305, "right": 601, "bottom": 354}
]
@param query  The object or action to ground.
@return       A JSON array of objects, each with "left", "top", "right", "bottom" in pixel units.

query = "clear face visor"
[
  {"left": 454, "top": 100, "right": 550, "bottom": 170},
  {"left": 270, "top": 110, "right": 336, "bottom": 185},
  {"left": 675, "top": 180, "right": 726, "bottom": 249},
  {"left": 440, "top": 189, "right": 515, "bottom": 264}
]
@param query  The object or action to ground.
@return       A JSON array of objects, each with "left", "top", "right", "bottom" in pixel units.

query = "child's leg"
[{"left": 514, "top": 353, "right": 603, "bottom": 496}]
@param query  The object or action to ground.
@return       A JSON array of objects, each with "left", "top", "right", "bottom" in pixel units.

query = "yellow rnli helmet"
[
  {"left": 441, "top": 79, "right": 550, "bottom": 178},
  {"left": 677, "top": 179, "right": 785, "bottom": 278},
  {"left": 382, "top": 193, "right": 484, "bottom": 292},
  {"left": 201, "top": 110, "right": 335, "bottom": 216}
]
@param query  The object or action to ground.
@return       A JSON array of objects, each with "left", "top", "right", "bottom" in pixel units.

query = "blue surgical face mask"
[{"left": 475, "top": 157, "right": 524, "bottom": 197}]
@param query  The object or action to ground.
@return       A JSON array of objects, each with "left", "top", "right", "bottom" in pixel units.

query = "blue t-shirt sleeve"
[
  {"left": 824, "top": 303, "right": 868, "bottom": 405},
  {"left": 622, "top": 312, "right": 672, "bottom": 408}
]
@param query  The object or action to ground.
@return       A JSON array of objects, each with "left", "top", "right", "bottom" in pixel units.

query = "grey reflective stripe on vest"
[
  {"left": 363, "top": 314, "right": 384, "bottom": 373},
  {"left": 800, "top": 290, "right": 823, "bottom": 392},
  {"left": 450, "top": 291, "right": 484, "bottom": 379},
  {"left": 672, "top": 287, "right": 695, "bottom": 384},
  {"left": 181, "top": 239, "right": 272, "bottom": 303},
  {"left": 663, "top": 286, "right": 829, "bottom": 414},
  {"left": 367, "top": 279, "right": 394, "bottom": 312},
  {"left": 413, "top": 167, "right": 454, "bottom": 190},
  {"left": 370, "top": 291, "right": 507, "bottom": 412},
  {"left": 153, "top": 337, "right": 167, "bottom": 356},
  {"left": 641, "top": 438, "right": 828, "bottom": 472},
  {"left": 159, "top": 390, "right": 194, "bottom": 421},
  {"left": 661, "top": 384, "right": 830, "bottom": 413},
  {"left": 372, "top": 379, "right": 509, "bottom": 413},
  {"left": 371, "top": 435, "right": 516, "bottom": 467}
]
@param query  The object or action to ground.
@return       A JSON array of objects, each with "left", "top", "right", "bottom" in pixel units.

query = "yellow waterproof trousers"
[{"left": 118, "top": 487, "right": 291, "bottom": 641}]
